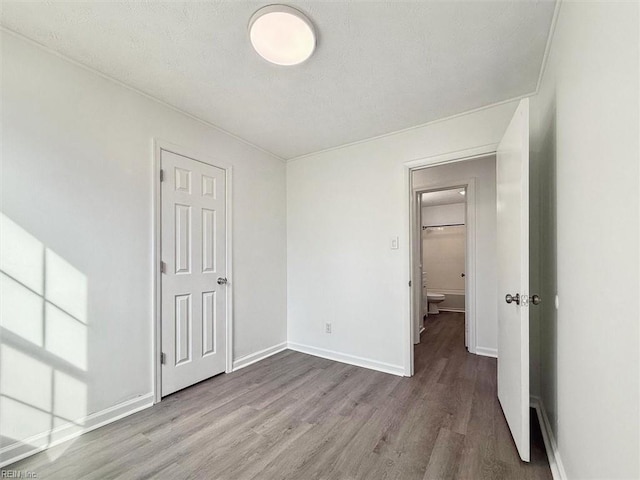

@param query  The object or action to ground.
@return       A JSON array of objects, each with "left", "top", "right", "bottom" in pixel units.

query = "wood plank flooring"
[{"left": 5, "top": 312, "right": 552, "bottom": 479}]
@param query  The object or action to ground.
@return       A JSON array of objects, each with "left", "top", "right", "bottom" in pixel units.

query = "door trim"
[
  {"left": 412, "top": 178, "right": 477, "bottom": 354},
  {"left": 152, "top": 139, "right": 234, "bottom": 403},
  {"left": 402, "top": 144, "right": 497, "bottom": 376}
]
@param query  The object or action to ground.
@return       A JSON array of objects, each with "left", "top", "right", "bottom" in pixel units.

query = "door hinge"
[
  {"left": 160, "top": 352, "right": 166, "bottom": 365},
  {"left": 160, "top": 261, "right": 167, "bottom": 274},
  {"left": 160, "top": 169, "right": 165, "bottom": 182},
  {"left": 408, "top": 280, "right": 412, "bottom": 287}
]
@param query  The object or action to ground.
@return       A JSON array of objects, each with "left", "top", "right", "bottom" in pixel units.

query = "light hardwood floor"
[{"left": 5, "top": 312, "right": 552, "bottom": 479}]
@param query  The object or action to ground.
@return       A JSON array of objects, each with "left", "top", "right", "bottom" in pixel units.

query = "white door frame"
[
  {"left": 402, "top": 144, "right": 497, "bottom": 376},
  {"left": 152, "top": 139, "right": 234, "bottom": 403},
  {"left": 412, "top": 179, "right": 476, "bottom": 350}
]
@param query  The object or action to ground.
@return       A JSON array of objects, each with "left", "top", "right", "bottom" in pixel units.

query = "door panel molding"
[{"left": 152, "top": 139, "right": 233, "bottom": 404}]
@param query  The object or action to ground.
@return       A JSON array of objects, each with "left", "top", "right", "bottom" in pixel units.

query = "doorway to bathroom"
[
  {"left": 409, "top": 154, "right": 498, "bottom": 358},
  {"left": 420, "top": 188, "right": 467, "bottom": 336},
  {"left": 413, "top": 183, "right": 473, "bottom": 351}
]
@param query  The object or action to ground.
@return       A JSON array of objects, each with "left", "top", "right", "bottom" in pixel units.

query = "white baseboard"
[
  {"left": 0, "top": 393, "right": 154, "bottom": 468},
  {"left": 232, "top": 342, "right": 287, "bottom": 372},
  {"left": 475, "top": 346, "right": 498, "bottom": 358},
  {"left": 287, "top": 342, "right": 405, "bottom": 376},
  {"left": 530, "top": 395, "right": 567, "bottom": 480}
]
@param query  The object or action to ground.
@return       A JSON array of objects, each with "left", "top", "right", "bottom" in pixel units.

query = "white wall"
[
  {"left": 421, "top": 204, "right": 467, "bottom": 308},
  {"left": 287, "top": 102, "right": 516, "bottom": 374},
  {"left": 530, "top": 2, "right": 639, "bottom": 478},
  {"left": 421, "top": 203, "right": 465, "bottom": 227},
  {"left": 413, "top": 157, "right": 497, "bottom": 350},
  {"left": 0, "top": 32, "right": 287, "bottom": 462},
  {"left": 422, "top": 226, "right": 466, "bottom": 293}
]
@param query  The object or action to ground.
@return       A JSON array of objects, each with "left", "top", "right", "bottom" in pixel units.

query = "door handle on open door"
[
  {"left": 217, "top": 277, "right": 228, "bottom": 285},
  {"left": 505, "top": 293, "right": 520, "bottom": 305}
]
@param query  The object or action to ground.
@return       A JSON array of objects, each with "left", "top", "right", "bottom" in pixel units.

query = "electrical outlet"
[{"left": 325, "top": 322, "right": 332, "bottom": 334}]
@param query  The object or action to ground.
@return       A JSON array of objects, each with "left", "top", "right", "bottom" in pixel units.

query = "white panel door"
[
  {"left": 496, "top": 98, "right": 530, "bottom": 461},
  {"left": 161, "top": 150, "right": 226, "bottom": 397}
]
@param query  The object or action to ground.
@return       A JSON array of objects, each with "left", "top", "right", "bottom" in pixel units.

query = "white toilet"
[{"left": 426, "top": 292, "right": 446, "bottom": 314}]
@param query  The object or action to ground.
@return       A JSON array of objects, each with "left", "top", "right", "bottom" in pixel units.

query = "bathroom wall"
[
  {"left": 422, "top": 225, "right": 466, "bottom": 311},
  {"left": 421, "top": 203, "right": 465, "bottom": 227},
  {"left": 421, "top": 202, "right": 466, "bottom": 312}
]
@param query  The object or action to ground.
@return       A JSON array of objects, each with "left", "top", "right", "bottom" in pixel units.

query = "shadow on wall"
[
  {"left": 532, "top": 90, "right": 558, "bottom": 432},
  {"left": 0, "top": 213, "right": 88, "bottom": 463}
]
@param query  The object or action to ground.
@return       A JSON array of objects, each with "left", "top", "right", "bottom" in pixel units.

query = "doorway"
[
  {"left": 410, "top": 166, "right": 484, "bottom": 357},
  {"left": 419, "top": 187, "right": 467, "bottom": 344},
  {"left": 153, "top": 142, "right": 233, "bottom": 401},
  {"left": 409, "top": 154, "right": 500, "bottom": 362}
]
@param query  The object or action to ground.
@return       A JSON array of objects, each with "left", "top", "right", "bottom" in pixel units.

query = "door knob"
[
  {"left": 217, "top": 277, "right": 228, "bottom": 285},
  {"left": 505, "top": 293, "right": 520, "bottom": 305},
  {"left": 461, "top": 273, "right": 465, "bottom": 277},
  {"left": 531, "top": 294, "right": 541, "bottom": 305}
]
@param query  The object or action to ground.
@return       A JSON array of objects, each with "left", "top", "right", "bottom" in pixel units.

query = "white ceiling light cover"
[{"left": 249, "top": 5, "right": 316, "bottom": 66}]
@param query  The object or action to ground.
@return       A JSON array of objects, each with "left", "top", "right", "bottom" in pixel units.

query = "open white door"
[{"left": 496, "top": 98, "right": 530, "bottom": 462}]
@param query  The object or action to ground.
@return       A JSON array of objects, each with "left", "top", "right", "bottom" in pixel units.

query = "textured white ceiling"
[
  {"left": 1, "top": 1, "right": 556, "bottom": 159},
  {"left": 421, "top": 188, "right": 466, "bottom": 207}
]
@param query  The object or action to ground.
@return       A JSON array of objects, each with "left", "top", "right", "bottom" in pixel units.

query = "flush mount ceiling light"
[{"left": 249, "top": 5, "right": 316, "bottom": 66}]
